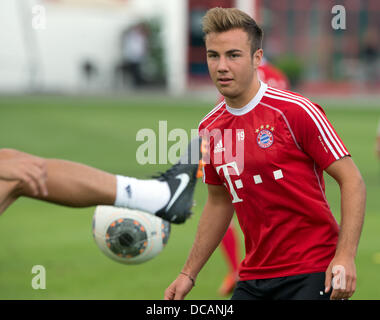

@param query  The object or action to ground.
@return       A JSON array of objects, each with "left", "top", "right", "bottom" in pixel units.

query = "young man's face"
[{"left": 205, "top": 28, "right": 262, "bottom": 101}]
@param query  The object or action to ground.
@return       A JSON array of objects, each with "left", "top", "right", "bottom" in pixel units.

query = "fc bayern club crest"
[{"left": 257, "top": 129, "right": 274, "bottom": 149}]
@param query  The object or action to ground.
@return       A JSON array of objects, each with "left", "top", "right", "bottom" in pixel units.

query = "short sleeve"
[{"left": 287, "top": 102, "right": 351, "bottom": 170}]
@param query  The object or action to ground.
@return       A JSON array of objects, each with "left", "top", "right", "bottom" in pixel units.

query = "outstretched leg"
[
  {"left": 0, "top": 149, "right": 35, "bottom": 213},
  {"left": 0, "top": 148, "right": 116, "bottom": 214},
  {"left": 0, "top": 179, "right": 20, "bottom": 214},
  {"left": 30, "top": 158, "right": 116, "bottom": 207},
  {"left": 0, "top": 140, "right": 200, "bottom": 225}
]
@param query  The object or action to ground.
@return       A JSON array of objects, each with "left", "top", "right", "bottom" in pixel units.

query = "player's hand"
[
  {"left": 0, "top": 158, "right": 48, "bottom": 197},
  {"left": 164, "top": 273, "right": 195, "bottom": 300},
  {"left": 325, "top": 256, "right": 357, "bottom": 300}
]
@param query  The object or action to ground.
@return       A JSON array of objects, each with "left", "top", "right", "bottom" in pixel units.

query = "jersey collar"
[{"left": 225, "top": 81, "right": 268, "bottom": 116}]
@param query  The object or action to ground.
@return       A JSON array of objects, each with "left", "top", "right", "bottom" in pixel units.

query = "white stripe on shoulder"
[
  {"left": 266, "top": 88, "right": 348, "bottom": 157},
  {"left": 202, "top": 108, "right": 226, "bottom": 130},
  {"left": 198, "top": 101, "right": 225, "bottom": 131},
  {"left": 264, "top": 90, "right": 340, "bottom": 159},
  {"left": 268, "top": 88, "right": 349, "bottom": 155},
  {"left": 260, "top": 102, "right": 301, "bottom": 150}
]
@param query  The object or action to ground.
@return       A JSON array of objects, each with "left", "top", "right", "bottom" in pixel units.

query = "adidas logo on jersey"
[{"left": 214, "top": 140, "right": 225, "bottom": 153}]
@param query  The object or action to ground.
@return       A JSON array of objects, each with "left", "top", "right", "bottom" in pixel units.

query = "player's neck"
[{"left": 225, "top": 78, "right": 261, "bottom": 109}]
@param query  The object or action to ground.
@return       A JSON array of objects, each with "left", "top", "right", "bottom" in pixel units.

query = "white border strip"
[
  {"left": 265, "top": 91, "right": 341, "bottom": 159},
  {"left": 198, "top": 101, "right": 225, "bottom": 130},
  {"left": 267, "top": 88, "right": 348, "bottom": 157}
]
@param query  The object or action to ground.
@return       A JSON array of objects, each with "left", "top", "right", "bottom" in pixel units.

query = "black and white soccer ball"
[{"left": 92, "top": 206, "right": 171, "bottom": 264}]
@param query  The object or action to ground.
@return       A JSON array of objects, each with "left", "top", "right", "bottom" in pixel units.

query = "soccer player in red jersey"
[
  {"left": 215, "top": 58, "right": 290, "bottom": 296},
  {"left": 165, "top": 7, "right": 366, "bottom": 300}
]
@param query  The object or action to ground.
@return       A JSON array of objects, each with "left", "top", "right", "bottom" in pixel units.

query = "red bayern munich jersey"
[{"left": 198, "top": 81, "right": 350, "bottom": 280}]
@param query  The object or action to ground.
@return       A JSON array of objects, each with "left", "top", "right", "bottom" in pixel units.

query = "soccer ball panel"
[{"left": 92, "top": 206, "right": 170, "bottom": 265}]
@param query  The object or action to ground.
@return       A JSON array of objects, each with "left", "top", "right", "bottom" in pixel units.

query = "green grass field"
[{"left": 0, "top": 94, "right": 379, "bottom": 300}]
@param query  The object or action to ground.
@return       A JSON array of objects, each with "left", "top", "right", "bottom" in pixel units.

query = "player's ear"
[{"left": 253, "top": 49, "right": 263, "bottom": 68}]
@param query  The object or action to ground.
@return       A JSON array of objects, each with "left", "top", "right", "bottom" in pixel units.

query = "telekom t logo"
[
  {"left": 216, "top": 161, "right": 285, "bottom": 203},
  {"left": 216, "top": 161, "right": 243, "bottom": 203}
]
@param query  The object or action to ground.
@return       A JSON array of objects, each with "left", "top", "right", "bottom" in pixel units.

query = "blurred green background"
[{"left": 0, "top": 95, "right": 379, "bottom": 299}]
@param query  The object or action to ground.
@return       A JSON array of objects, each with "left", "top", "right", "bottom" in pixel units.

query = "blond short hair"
[{"left": 202, "top": 7, "right": 263, "bottom": 54}]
